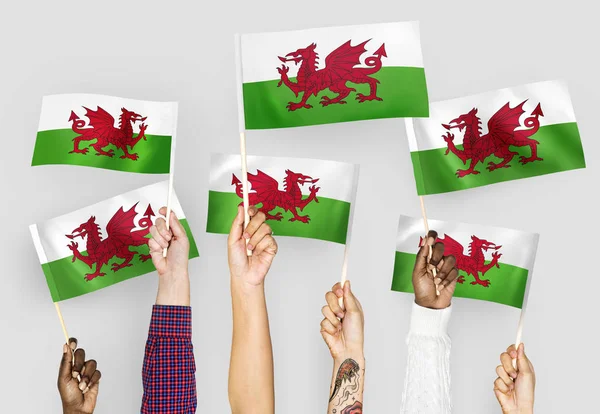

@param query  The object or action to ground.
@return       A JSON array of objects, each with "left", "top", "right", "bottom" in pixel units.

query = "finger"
[
  {"left": 228, "top": 205, "right": 245, "bottom": 246},
  {"left": 494, "top": 377, "right": 511, "bottom": 394},
  {"left": 321, "top": 305, "right": 341, "bottom": 329},
  {"left": 148, "top": 238, "right": 163, "bottom": 254},
  {"left": 517, "top": 343, "right": 533, "bottom": 374},
  {"left": 439, "top": 267, "right": 459, "bottom": 290},
  {"left": 414, "top": 244, "right": 430, "bottom": 276},
  {"left": 430, "top": 241, "right": 445, "bottom": 267},
  {"left": 84, "top": 370, "right": 101, "bottom": 396},
  {"left": 326, "top": 291, "right": 344, "bottom": 319},
  {"left": 59, "top": 343, "right": 74, "bottom": 383},
  {"left": 330, "top": 282, "right": 343, "bottom": 298},
  {"left": 79, "top": 359, "right": 97, "bottom": 391},
  {"left": 320, "top": 318, "right": 338, "bottom": 336},
  {"left": 506, "top": 344, "right": 518, "bottom": 359},
  {"left": 496, "top": 365, "right": 513, "bottom": 389},
  {"left": 500, "top": 351, "right": 518, "bottom": 379},
  {"left": 243, "top": 211, "right": 266, "bottom": 240},
  {"left": 247, "top": 222, "right": 272, "bottom": 251},
  {"left": 342, "top": 280, "right": 361, "bottom": 313},
  {"left": 154, "top": 215, "right": 172, "bottom": 243},
  {"left": 149, "top": 225, "right": 169, "bottom": 249},
  {"left": 253, "top": 234, "right": 278, "bottom": 257},
  {"left": 72, "top": 348, "right": 85, "bottom": 379},
  {"left": 163, "top": 208, "right": 186, "bottom": 240},
  {"left": 68, "top": 337, "right": 78, "bottom": 351}
]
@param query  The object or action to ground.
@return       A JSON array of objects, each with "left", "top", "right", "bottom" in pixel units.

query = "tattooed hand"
[{"left": 321, "top": 281, "right": 365, "bottom": 414}]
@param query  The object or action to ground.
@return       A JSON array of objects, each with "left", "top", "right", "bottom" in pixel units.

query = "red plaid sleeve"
[{"left": 141, "top": 305, "right": 197, "bottom": 413}]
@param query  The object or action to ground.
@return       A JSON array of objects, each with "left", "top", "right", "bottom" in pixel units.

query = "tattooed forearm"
[{"left": 328, "top": 358, "right": 364, "bottom": 413}]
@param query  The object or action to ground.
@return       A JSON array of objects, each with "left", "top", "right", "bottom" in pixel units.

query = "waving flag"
[
  {"left": 207, "top": 153, "right": 359, "bottom": 244},
  {"left": 33, "top": 94, "right": 177, "bottom": 174},
  {"left": 29, "top": 181, "right": 198, "bottom": 302},
  {"left": 391, "top": 215, "right": 539, "bottom": 308},
  {"left": 407, "top": 80, "right": 586, "bottom": 195},
  {"left": 237, "top": 21, "right": 428, "bottom": 129}
]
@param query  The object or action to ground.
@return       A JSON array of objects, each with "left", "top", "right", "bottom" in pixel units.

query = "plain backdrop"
[{"left": 1, "top": 1, "right": 598, "bottom": 412}]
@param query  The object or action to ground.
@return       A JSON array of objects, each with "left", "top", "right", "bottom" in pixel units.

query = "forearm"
[
  {"left": 228, "top": 278, "right": 274, "bottom": 414},
  {"left": 141, "top": 305, "right": 196, "bottom": 414},
  {"left": 328, "top": 354, "right": 365, "bottom": 414},
  {"left": 401, "top": 303, "right": 452, "bottom": 414}
]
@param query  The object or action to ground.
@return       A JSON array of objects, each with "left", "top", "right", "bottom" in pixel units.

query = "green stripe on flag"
[
  {"left": 243, "top": 67, "right": 428, "bottom": 129},
  {"left": 411, "top": 122, "right": 585, "bottom": 195},
  {"left": 207, "top": 191, "right": 350, "bottom": 244},
  {"left": 32, "top": 129, "right": 172, "bottom": 174},
  {"left": 42, "top": 220, "right": 198, "bottom": 302},
  {"left": 391, "top": 251, "right": 528, "bottom": 308}
]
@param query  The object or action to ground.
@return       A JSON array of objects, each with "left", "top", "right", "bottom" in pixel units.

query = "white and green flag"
[
  {"left": 392, "top": 215, "right": 539, "bottom": 308},
  {"left": 237, "top": 21, "right": 428, "bottom": 129},
  {"left": 207, "top": 153, "right": 359, "bottom": 244},
  {"left": 33, "top": 94, "right": 177, "bottom": 174},
  {"left": 407, "top": 80, "right": 585, "bottom": 195},
  {"left": 30, "top": 181, "right": 199, "bottom": 302}
]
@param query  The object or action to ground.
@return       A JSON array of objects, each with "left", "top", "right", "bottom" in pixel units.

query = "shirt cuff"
[
  {"left": 148, "top": 305, "right": 192, "bottom": 338},
  {"left": 409, "top": 302, "right": 452, "bottom": 337}
]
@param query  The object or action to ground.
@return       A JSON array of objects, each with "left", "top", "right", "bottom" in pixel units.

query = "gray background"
[{"left": 1, "top": 0, "right": 597, "bottom": 412}]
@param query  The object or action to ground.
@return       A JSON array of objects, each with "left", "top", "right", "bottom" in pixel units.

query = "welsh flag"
[
  {"left": 238, "top": 21, "right": 428, "bottom": 129},
  {"left": 391, "top": 215, "right": 539, "bottom": 308},
  {"left": 29, "top": 181, "right": 199, "bottom": 302},
  {"left": 407, "top": 80, "right": 586, "bottom": 195},
  {"left": 207, "top": 153, "right": 359, "bottom": 244},
  {"left": 32, "top": 94, "right": 177, "bottom": 174}
]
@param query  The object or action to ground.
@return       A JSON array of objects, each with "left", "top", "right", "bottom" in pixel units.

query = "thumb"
[
  {"left": 343, "top": 281, "right": 360, "bottom": 313},
  {"left": 58, "top": 343, "right": 73, "bottom": 383},
  {"left": 516, "top": 343, "right": 532, "bottom": 374}
]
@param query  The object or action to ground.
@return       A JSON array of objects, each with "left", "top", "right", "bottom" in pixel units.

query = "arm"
[
  {"left": 321, "top": 281, "right": 365, "bottom": 414},
  {"left": 494, "top": 343, "right": 535, "bottom": 414},
  {"left": 228, "top": 206, "right": 278, "bottom": 414},
  {"left": 401, "top": 230, "right": 459, "bottom": 414},
  {"left": 141, "top": 208, "right": 197, "bottom": 414},
  {"left": 58, "top": 338, "right": 102, "bottom": 414}
]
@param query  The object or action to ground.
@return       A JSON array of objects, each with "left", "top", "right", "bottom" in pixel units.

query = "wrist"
[
  {"left": 333, "top": 351, "right": 365, "bottom": 365},
  {"left": 230, "top": 273, "right": 265, "bottom": 295},
  {"left": 156, "top": 271, "right": 190, "bottom": 306}
]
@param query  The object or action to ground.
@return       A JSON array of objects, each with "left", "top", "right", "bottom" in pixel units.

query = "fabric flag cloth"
[
  {"left": 406, "top": 80, "right": 586, "bottom": 195},
  {"left": 207, "top": 153, "right": 359, "bottom": 244},
  {"left": 391, "top": 215, "right": 539, "bottom": 308},
  {"left": 238, "top": 21, "right": 428, "bottom": 129},
  {"left": 33, "top": 94, "right": 177, "bottom": 174},
  {"left": 29, "top": 181, "right": 199, "bottom": 302}
]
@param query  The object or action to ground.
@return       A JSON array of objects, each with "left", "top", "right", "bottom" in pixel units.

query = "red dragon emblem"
[
  {"left": 68, "top": 106, "right": 148, "bottom": 160},
  {"left": 443, "top": 101, "right": 544, "bottom": 177},
  {"left": 276, "top": 40, "right": 387, "bottom": 111},
  {"left": 66, "top": 203, "right": 155, "bottom": 281},
  {"left": 423, "top": 234, "right": 502, "bottom": 287},
  {"left": 231, "top": 169, "right": 320, "bottom": 223}
]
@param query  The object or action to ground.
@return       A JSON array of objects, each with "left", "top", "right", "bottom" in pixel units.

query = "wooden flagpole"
[
  {"left": 339, "top": 165, "right": 360, "bottom": 306},
  {"left": 163, "top": 103, "right": 179, "bottom": 258},
  {"left": 235, "top": 34, "right": 252, "bottom": 256},
  {"left": 54, "top": 302, "right": 70, "bottom": 344},
  {"left": 419, "top": 197, "right": 439, "bottom": 296}
]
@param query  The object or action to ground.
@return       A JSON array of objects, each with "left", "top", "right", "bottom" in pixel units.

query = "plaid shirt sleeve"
[{"left": 141, "top": 305, "right": 197, "bottom": 413}]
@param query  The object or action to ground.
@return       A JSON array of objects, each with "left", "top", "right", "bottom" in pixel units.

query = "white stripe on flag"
[
  {"left": 209, "top": 153, "right": 358, "bottom": 203},
  {"left": 241, "top": 21, "right": 423, "bottom": 83},
  {"left": 410, "top": 80, "right": 576, "bottom": 152},
  {"left": 31, "top": 181, "right": 185, "bottom": 263},
  {"left": 38, "top": 94, "right": 178, "bottom": 136},
  {"left": 396, "top": 215, "right": 539, "bottom": 271}
]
